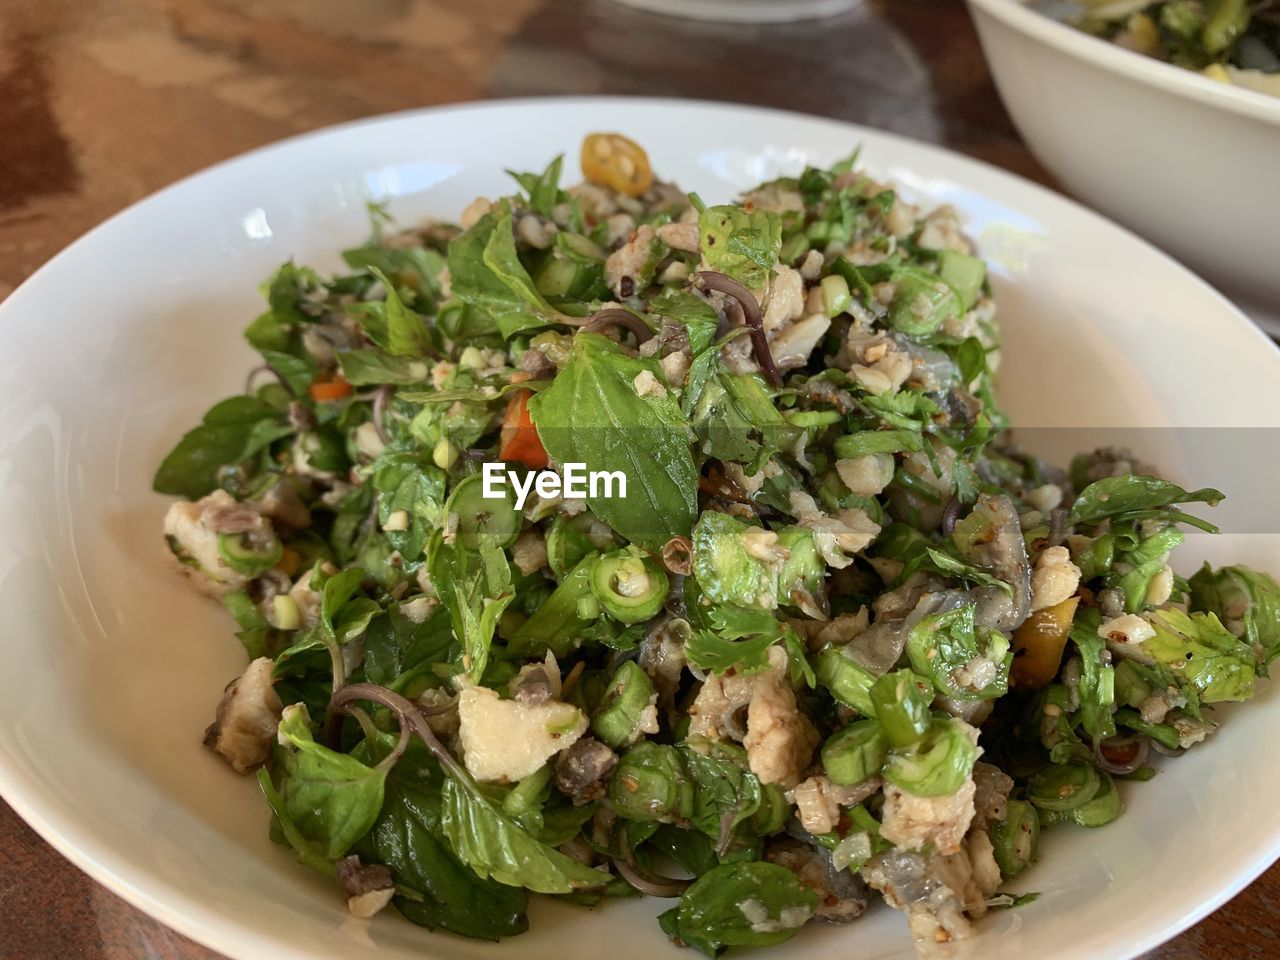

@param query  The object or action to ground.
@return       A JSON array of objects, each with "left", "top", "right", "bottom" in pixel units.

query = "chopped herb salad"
[
  {"left": 1072, "top": 0, "right": 1280, "bottom": 96},
  {"left": 155, "top": 134, "right": 1280, "bottom": 953}
]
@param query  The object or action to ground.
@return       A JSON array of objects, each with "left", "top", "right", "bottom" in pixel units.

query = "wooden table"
[{"left": 0, "top": 0, "right": 1273, "bottom": 956}]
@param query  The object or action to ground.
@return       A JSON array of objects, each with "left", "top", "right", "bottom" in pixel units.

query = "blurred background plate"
[{"left": 604, "top": 0, "right": 862, "bottom": 23}]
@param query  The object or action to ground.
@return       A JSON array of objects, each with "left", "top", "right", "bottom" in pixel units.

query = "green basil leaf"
[
  {"left": 671, "top": 861, "right": 818, "bottom": 953},
  {"left": 342, "top": 245, "right": 444, "bottom": 305},
  {"left": 153, "top": 396, "right": 291, "bottom": 498},
  {"left": 439, "top": 778, "right": 609, "bottom": 894},
  {"left": 274, "top": 705, "right": 388, "bottom": 861},
  {"left": 349, "top": 267, "right": 433, "bottom": 358},
  {"left": 371, "top": 748, "right": 529, "bottom": 940},
  {"left": 448, "top": 205, "right": 567, "bottom": 339},
  {"left": 528, "top": 332, "right": 697, "bottom": 551},
  {"left": 506, "top": 154, "right": 565, "bottom": 219},
  {"left": 338, "top": 349, "right": 432, "bottom": 386},
  {"left": 372, "top": 452, "right": 447, "bottom": 562},
  {"left": 363, "top": 606, "right": 455, "bottom": 690}
]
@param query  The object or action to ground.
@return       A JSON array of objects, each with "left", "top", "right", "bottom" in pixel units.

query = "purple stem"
[{"left": 691, "top": 271, "right": 781, "bottom": 387}]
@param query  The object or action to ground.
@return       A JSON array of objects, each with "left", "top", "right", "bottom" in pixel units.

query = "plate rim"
[{"left": 1, "top": 94, "right": 1278, "bottom": 960}]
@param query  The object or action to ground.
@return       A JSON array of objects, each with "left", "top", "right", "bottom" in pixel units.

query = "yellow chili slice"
[{"left": 581, "top": 133, "right": 654, "bottom": 197}]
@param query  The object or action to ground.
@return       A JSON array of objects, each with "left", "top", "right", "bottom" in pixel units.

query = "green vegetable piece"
[
  {"left": 883, "top": 717, "right": 979, "bottom": 797},
  {"left": 509, "top": 553, "right": 598, "bottom": 658},
  {"left": 592, "top": 661, "right": 657, "bottom": 748},
  {"left": 935, "top": 250, "right": 986, "bottom": 311},
  {"left": 339, "top": 348, "right": 431, "bottom": 386},
  {"left": 687, "top": 365, "right": 797, "bottom": 472},
  {"left": 1027, "top": 763, "right": 1101, "bottom": 813},
  {"left": 359, "top": 267, "right": 434, "bottom": 358},
  {"left": 447, "top": 475, "right": 521, "bottom": 550},
  {"left": 833, "top": 429, "right": 922, "bottom": 459},
  {"left": 821, "top": 720, "right": 888, "bottom": 785},
  {"left": 272, "top": 704, "right": 389, "bottom": 862},
  {"left": 528, "top": 333, "right": 697, "bottom": 552},
  {"left": 533, "top": 254, "right": 586, "bottom": 299},
  {"left": 685, "top": 601, "right": 785, "bottom": 675},
  {"left": 1113, "top": 659, "right": 1154, "bottom": 709},
  {"left": 508, "top": 155, "right": 565, "bottom": 218},
  {"left": 1068, "top": 475, "right": 1223, "bottom": 527},
  {"left": 1073, "top": 533, "right": 1114, "bottom": 581},
  {"left": 1115, "top": 524, "right": 1184, "bottom": 613},
  {"left": 609, "top": 742, "right": 693, "bottom": 823},
  {"left": 1069, "top": 771, "right": 1122, "bottom": 828},
  {"left": 776, "top": 527, "right": 824, "bottom": 604},
  {"left": 990, "top": 799, "right": 1039, "bottom": 879},
  {"left": 869, "top": 669, "right": 933, "bottom": 748},
  {"left": 447, "top": 204, "right": 568, "bottom": 338},
  {"left": 223, "top": 589, "right": 272, "bottom": 659},
  {"left": 295, "top": 429, "right": 348, "bottom": 475},
  {"left": 813, "top": 645, "right": 878, "bottom": 716},
  {"left": 679, "top": 738, "right": 785, "bottom": 843},
  {"left": 887, "top": 266, "right": 961, "bottom": 337},
  {"left": 534, "top": 234, "right": 607, "bottom": 300},
  {"left": 591, "top": 547, "right": 670, "bottom": 624},
  {"left": 370, "top": 766, "right": 529, "bottom": 940},
  {"left": 1069, "top": 611, "right": 1117, "bottom": 739},
  {"left": 906, "top": 604, "right": 1010, "bottom": 702},
  {"left": 1113, "top": 708, "right": 1184, "bottom": 750},
  {"left": 691, "top": 511, "right": 818, "bottom": 611},
  {"left": 669, "top": 862, "right": 819, "bottom": 952},
  {"left": 1142, "top": 608, "right": 1257, "bottom": 703},
  {"left": 698, "top": 205, "right": 783, "bottom": 289},
  {"left": 1203, "top": 0, "right": 1249, "bottom": 54},
  {"left": 153, "top": 395, "right": 292, "bottom": 499},
  {"left": 545, "top": 512, "right": 614, "bottom": 578},
  {"left": 1190, "top": 563, "right": 1280, "bottom": 668},
  {"left": 820, "top": 274, "right": 853, "bottom": 317},
  {"left": 217, "top": 530, "right": 283, "bottom": 577},
  {"left": 440, "top": 777, "right": 608, "bottom": 894}
]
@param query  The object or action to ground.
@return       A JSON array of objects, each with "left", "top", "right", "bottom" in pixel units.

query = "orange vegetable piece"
[
  {"left": 581, "top": 133, "right": 654, "bottom": 197},
  {"left": 498, "top": 389, "right": 549, "bottom": 469},
  {"left": 308, "top": 375, "right": 352, "bottom": 402},
  {"left": 1010, "top": 596, "right": 1080, "bottom": 690}
]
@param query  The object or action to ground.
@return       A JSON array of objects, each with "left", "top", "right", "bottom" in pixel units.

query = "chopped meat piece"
[
  {"left": 554, "top": 737, "right": 619, "bottom": 805},
  {"left": 336, "top": 855, "right": 396, "bottom": 919},
  {"left": 203, "top": 657, "right": 282, "bottom": 773}
]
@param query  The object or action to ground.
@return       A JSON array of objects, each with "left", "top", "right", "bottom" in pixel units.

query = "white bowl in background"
[
  {"left": 969, "top": 0, "right": 1280, "bottom": 305},
  {"left": 0, "top": 98, "right": 1279, "bottom": 960}
]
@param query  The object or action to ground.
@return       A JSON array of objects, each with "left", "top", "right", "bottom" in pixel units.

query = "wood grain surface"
[{"left": 0, "top": 0, "right": 1274, "bottom": 957}]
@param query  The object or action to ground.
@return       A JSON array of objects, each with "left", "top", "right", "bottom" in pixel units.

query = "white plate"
[
  {"left": 968, "top": 0, "right": 1280, "bottom": 305},
  {"left": 0, "top": 97, "right": 1278, "bottom": 960}
]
